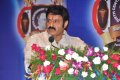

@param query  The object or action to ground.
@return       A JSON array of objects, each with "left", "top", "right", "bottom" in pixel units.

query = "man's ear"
[{"left": 64, "top": 20, "right": 68, "bottom": 29}]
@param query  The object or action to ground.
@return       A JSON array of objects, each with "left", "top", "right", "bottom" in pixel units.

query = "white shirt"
[{"left": 24, "top": 30, "right": 86, "bottom": 73}]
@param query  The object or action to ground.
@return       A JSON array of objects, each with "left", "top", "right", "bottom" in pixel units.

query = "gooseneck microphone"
[{"left": 48, "top": 36, "right": 58, "bottom": 49}]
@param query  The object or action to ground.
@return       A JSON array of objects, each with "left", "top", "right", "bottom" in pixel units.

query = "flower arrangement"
[{"left": 26, "top": 44, "right": 120, "bottom": 80}]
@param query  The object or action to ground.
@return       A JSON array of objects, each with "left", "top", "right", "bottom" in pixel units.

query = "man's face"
[{"left": 46, "top": 13, "right": 66, "bottom": 37}]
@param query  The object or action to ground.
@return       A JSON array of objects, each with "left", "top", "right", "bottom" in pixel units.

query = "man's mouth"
[{"left": 48, "top": 26, "right": 56, "bottom": 31}]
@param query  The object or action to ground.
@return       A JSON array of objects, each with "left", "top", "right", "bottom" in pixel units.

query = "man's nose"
[{"left": 49, "top": 21, "right": 54, "bottom": 27}]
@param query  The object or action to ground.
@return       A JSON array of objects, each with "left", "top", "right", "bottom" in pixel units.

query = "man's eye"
[
  {"left": 54, "top": 20, "right": 59, "bottom": 23},
  {"left": 54, "top": 20, "right": 57, "bottom": 23}
]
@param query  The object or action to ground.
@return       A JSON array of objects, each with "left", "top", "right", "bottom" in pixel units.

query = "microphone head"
[{"left": 49, "top": 36, "right": 54, "bottom": 43}]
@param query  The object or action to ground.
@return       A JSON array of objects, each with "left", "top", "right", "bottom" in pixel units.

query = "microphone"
[
  {"left": 48, "top": 36, "right": 58, "bottom": 49},
  {"left": 49, "top": 36, "right": 54, "bottom": 43}
]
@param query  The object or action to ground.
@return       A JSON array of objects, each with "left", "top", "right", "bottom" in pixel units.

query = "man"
[{"left": 24, "top": 5, "right": 86, "bottom": 74}]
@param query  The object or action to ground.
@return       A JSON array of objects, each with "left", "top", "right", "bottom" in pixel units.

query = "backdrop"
[{"left": 0, "top": 0, "right": 103, "bottom": 80}]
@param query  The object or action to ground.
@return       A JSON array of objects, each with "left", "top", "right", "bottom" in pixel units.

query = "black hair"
[
  {"left": 46, "top": 5, "right": 69, "bottom": 26},
  {"left": 22, "top": 12, "right": 29, "bottom": 20},
  {"left": 98, "top": 0, "right": 108, "bottom": 10}
]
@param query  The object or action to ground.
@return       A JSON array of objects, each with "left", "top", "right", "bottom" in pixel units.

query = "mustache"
[{"left": 48, "top": 26, "right": 56, "bottom": 30}]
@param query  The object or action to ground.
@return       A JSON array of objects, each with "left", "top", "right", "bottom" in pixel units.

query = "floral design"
[{"left": 26, "top": 44, "right": 120, "bottom": 80}]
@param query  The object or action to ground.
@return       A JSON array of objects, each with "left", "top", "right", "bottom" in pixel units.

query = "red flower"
[
  {"left": 106, "top": 60, "right": 111, "bottom": 64},
  {"left": 51, "top": 54, "right": 57, "bottom": 60},
  {"left": 36, "top": 64, "right": 43, "bottom": 74},
  {"left": 44, "top": 65, "right": 53, "bottom": 74},
  {"left": 112, "top": 62, "right": 119, "bottom": 68},
  {"left": 83, "top": 62, "right": 89, "bottom": 69},
  {"left": 35, "top": 47, "right": 41, "bottom": 52},
  {"left": 55, "top": 68, "right": 61, "bottom": 75},
  {"left": 111, "top": 54, "right": 120, "bottom": 61},
  {"left": 39, "top": 49, "right": 45, "bottom": 55},
  {"left": 60, "top": 65, "right": 68, "bottom": 71},
  {"left": 31, "top": 44, "right": 37, "bottom": 50},
  {"left": 103, "top": 70, "right": 109, "bottom": 76},
  {"left": 39, "top": 55, "right": 46, "bottom": 61},
  {"left": 116, "top": 75, "right": 120, "bottom": 80}
]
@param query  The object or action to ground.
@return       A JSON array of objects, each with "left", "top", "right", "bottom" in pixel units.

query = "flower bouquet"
[{"left": 26, "top": 44, "right": 120, "bottom": 80}]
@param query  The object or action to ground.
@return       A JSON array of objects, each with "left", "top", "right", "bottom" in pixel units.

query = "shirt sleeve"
[{"left": 78, "top": 38, "right": 87, "bottom": 50}]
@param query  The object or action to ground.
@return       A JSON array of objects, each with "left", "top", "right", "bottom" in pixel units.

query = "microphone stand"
[
  {"left": 49, "top": 36, "right": 59, "bottom": 49},
  {"left": 51, "top": 43, "right": 59, "bottom": 49}
]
